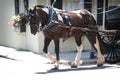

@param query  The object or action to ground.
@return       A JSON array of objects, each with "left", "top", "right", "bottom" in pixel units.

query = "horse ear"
[{"left": 28, "top": 8, "right": 34, "bottom": 14}]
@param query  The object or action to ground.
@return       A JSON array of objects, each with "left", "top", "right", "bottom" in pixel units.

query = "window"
[
  {"left": 14, "top": 0, "right": 29, "bottom": 15},
  {"left": 97, "top": 0, "right": 108, "bottom": 25},
  {"left": 23, "top": 0, "right": 29, "bottom": 12},
  {"left": 14, "top": 0, "right": 19, "bottom": 15},
  {"left": 51, "top": 0, "right": 62, "bottom": 9},
  {"left": 84, "top": 0, "right": 92, "bottom": 12}
]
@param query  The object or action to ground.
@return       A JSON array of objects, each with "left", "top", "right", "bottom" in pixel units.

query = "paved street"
[{"left": 0, "top": 46, "right": 120, "bottom": 80}]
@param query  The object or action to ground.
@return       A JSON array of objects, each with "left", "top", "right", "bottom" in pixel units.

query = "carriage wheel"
[{"left": 101, "top": 34, "right": 120, "bottom": 63}]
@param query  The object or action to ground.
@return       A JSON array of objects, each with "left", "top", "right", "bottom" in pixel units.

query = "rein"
[
  {"left": 53, "top": 21, "right": 120, "bottom": 35},
  {"left": 61, "top": 26, "right": 120, "bottom": 35}
]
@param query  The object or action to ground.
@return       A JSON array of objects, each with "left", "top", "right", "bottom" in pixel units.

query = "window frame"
[{"left": 14, "top": 0, "right": 19, "bottom": 15}]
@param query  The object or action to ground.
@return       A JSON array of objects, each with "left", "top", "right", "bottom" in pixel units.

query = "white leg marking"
[
  {"left": 71, "top": 44, "right": 83, "bottom": 67},
  {"left": 94, "top": 36, "right": 105, "bottom": 66},
  {"left": 44, "top": 52, "right": 56, "bottom": 63},
  {"left": 53, "top": 60, "right": 60, "bottom": 69}
]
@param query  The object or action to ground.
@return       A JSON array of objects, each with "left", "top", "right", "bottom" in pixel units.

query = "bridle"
[
  {"left": 28, "top": 5, "right": 62, "bottom": 32},
  {"left": 28, "top": 9, "right": 41, "bottom": 32}
]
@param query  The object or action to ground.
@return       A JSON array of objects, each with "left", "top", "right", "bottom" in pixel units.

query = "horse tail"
[
  {"left": 96, "top": 30, "right": 101, "bottom": 43},
  {"left": 89, "top": 13, "right": 96, "bottom": 26}
]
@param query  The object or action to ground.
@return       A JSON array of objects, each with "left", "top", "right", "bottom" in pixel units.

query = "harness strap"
[
  {"left": 42, "top": 7, "right": 57, "bottom": 30},
  {"left": 64, "top": 13, "right": 72, "bottom": 36},
  {"left": 64, "top": 13, "right": 71, "bottom": 26},
  {"left": 42, "top": 7, "right": 63, "bottom": 31}
]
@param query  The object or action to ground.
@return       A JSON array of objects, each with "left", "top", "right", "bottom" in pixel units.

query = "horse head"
[
  {"left": 28, "top": 7, "right": 40, "bottom": 35},
  {"left": 28, "top": 5, "right": 49, "bottom": 35}
]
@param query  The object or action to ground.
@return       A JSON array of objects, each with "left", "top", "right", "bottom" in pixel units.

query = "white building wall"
[
  {"left": 63, "top": 0, "right": 84, "bottom": 11},
  {"left": 0, "top": 0, "right": 40, "bottom": 53},
  {"left": 0, "top": 0, "right": 26, "bottom": 49}
]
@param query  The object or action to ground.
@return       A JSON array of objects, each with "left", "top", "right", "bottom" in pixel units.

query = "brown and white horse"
[{"left": 28, "top": 5, "right": 105, "bottom": 69}]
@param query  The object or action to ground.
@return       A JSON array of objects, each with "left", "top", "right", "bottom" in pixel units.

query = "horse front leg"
[
  {"left": 53, "top": 38, "right": 60, "bottom": 69},
  {"left": 43, "top": 37, "right": 57, "bottom": 64}
]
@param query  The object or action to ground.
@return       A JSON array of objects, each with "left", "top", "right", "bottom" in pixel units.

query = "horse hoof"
[
  {"left": 51, "top": 67, "right": 59, "bottom": 70},
  {"left": 51, "top": 65, "right": 59, "bottom": 70},
  {"left": 71, "top": 65, "right": 78, "bottom": 68},
  {"left": 97, "top": 64, "right": 103, "bottom": 67},
  {"left": 70, "top": 61, "right": 80, "bottom": 68}
]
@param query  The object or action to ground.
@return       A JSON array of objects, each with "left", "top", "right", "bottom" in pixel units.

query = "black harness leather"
[
  {"left": 64, "top": 13, "right": 72, "bottom": 37},
  {"left": 41, "top": 7, "right": 62, "bottom": 31}
]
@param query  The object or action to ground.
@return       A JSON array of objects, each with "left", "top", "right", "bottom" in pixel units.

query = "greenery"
[{"left": 9, "top": 13, "right": 28, "bottom": 28}]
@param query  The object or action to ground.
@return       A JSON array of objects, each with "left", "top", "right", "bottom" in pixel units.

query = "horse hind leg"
[
  {"left": 94, "top": 36, "right": 105, "bottom": 66},
  {"left": 87, "top": 33, "right": 105, "bottom": 66}
]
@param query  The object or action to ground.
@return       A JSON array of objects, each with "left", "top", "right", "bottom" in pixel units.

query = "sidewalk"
[
  {"left": 0, "top": 46, "right": 97, "bottom": 65},
  {"left": 1, "top": 46, "right": 120, "bottom": 80},
  {"left": 0, "top": 46, "right": 98, "bottom": 79},
  {"left": 0, "top": 46, "right": 100, "bottom": 80}
]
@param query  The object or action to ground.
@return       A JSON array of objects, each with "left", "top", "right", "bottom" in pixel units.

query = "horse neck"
[{"left": 38, "top": 8, "right": 49, "bottom": 26}]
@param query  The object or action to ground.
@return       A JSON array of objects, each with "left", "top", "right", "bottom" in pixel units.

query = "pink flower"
[{"left": 8, "top": 20, "right": 15, "bottom": 26}]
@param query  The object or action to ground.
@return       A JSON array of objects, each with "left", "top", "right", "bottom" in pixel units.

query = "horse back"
[{"left": 61, "top": 9, "right": 96, "bottom": 28}]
